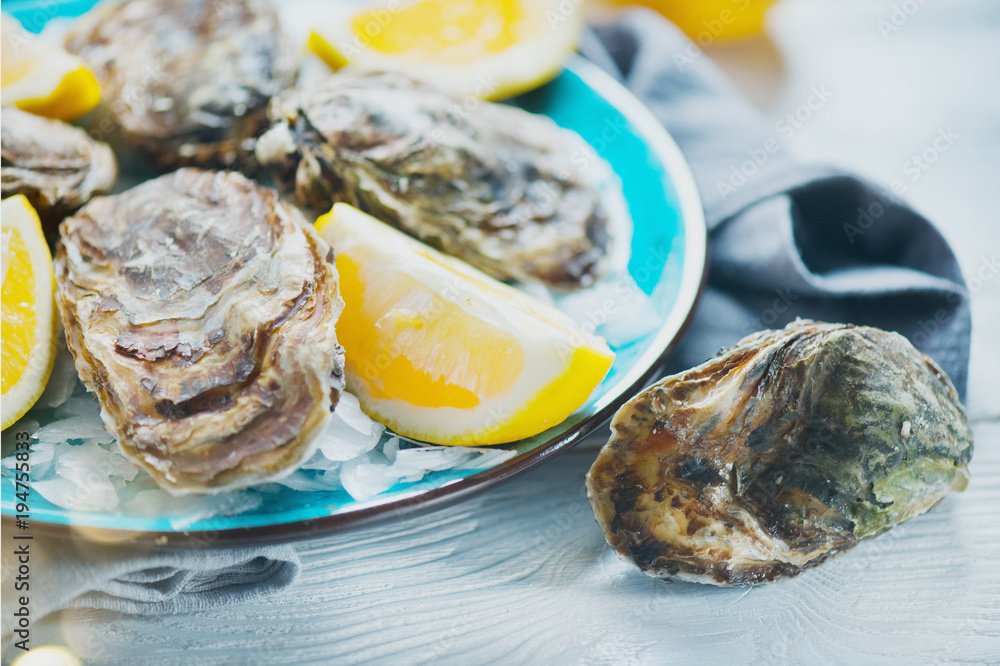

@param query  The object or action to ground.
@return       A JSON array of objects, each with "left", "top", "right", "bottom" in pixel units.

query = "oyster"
[
  {"left": 255, "top": 71, "right": 611, "bottom": 289},
  {"left": 587, "top": 320, "right": 973, "bottom": 585},
  {"left": 55, "top": 169, "right": 344, "bottom": 494},
  {"left": 1, "top": 108, "right": 117, "bottom": 234},
  {"left": 64, "top": 0, "right": 298, "bottom": 169}
]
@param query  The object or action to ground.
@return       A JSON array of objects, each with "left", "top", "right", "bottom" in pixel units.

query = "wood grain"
[{"left": 21, "top": 0, "right": 1000, "bottom": 663}]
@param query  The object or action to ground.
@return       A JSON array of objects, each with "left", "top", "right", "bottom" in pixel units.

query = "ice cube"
[
  {"left": 314, "top": 413, "right": 384, "bottom": 462},
  {"left": 272, "top": 469, "right": 340, "bottom": 493},
  {"left": 339, "top": 444, "right": 479, "bottom": 502},
  {"left": 33, "top": 343, "right": 79, "bottom": 410},
  {"left": 55, "top": 442, "right": 138, "bottom": 487},
  {"left": 299, "top": 449, "right": 342, "bottom": 472},
  {"left": 33, "top": 412, "right": 112, "bottom": 446},
  {"left": 334, "top": 392, "right": 377, "bottom": 435},
  {"left": 382, "top": 436, "right": 400, "bottom": 463},
  {"left": 339, "top": 453, "right": 399, "bottom": 502},
  {"left": 33, "top": 475, "right": 119, "bottom": 512}
]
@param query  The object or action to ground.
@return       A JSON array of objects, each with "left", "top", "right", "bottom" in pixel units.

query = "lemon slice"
[
  {"left": 308, "top": 0, "right": 584, "bottom": 100},
  {"left": 2, "top": 195, "right": 57, "bottom": 430},
  {"left": 1, "top": 14, "right": 101, "bottom": 121},
  {"left": 316, "top": 204, "right": 614, "bottom": 446}
]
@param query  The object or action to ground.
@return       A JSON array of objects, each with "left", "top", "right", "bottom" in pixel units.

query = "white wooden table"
[{"left": 26, "top": 0, "right": 1000, "bottom": 662}]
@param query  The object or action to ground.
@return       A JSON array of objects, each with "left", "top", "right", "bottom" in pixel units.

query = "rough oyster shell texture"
[
  {"left": 255, "top": 70, "right": 611, "bottom": 289},
  {"left": 1, "top": 108, "right": 117, "bottom": 234},
  {"left": 64, "top": 0, "right": 299, "bottom": 170},
  {"left": 587, "top": 321, "right": 973, "bottom": 585},
  {"left": 55, "top": 169, "right": 345, "bottom": 494}
]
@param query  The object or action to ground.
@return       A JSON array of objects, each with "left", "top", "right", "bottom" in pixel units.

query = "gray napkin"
[
  {"left": 1, "top": 527, "right": 299, "bottom": 640},
  {"left": 581, "top": 10, "right": 971, "bottom": 397}
]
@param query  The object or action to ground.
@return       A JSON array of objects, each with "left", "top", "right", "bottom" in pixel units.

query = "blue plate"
[{"left": 1, "top": 3, "right": 706, "bottom": 544}]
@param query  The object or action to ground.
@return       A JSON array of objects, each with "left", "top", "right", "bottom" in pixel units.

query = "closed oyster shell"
[
  {"left": 1, "top": 108, "right": 117, "bottom": 234},
  {"left": 55, "top": 169, "right": 344, "bottom": 494},
  {"left": 255, "top": 71, "right": 610, "bottom": 289},
  {"left": 587, "top": 320, "right": 973, "bottom": 585},
  {"left": 64, "top": 0, "right": 299, "bottom": 169}
]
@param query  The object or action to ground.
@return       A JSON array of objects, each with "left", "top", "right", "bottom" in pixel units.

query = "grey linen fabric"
[
  {"left": 1, "top": 527, "right": 299, "bottom": 640},
  {"left": 581, "top": 10, "right": 971, "bottom": 395},
  {"left": 0, "top": 9, "right": 972, "bottom": 636}
]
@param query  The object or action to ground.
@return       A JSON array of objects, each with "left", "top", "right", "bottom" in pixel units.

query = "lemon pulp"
[
  {"left": 308, "top": 0, "right": 583, "bottom": 100},
  {"left": 354, "top": 0, "right": 528, "bottom": 61},
  {"left": 1, "top": 221, "right": 38, "bottom": 395},
  {"left": 316, "top": 204, "right": 614, "bottom": 446},
  {"left": 1, "top": 195, "right": 57, "bottom": 429}
]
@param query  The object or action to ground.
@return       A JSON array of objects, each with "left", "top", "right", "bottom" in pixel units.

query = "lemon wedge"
[
  {"left": 308, "top": 0, "right": 584, "bottom": 100},
  {"left": 1, "top": 14, "right": 100, "bottom": 121},
  {"left": 605, "top": 0, "right": 775, "bottom": 40},
  {"left": 612, "top": 0, "right": 777, "bottom": 40},
  {"left": 1, "top": 195, "right": 57, "bottom": 430},
  {"left": 315, "top": 204, "right": 614, "bottom": 446}
]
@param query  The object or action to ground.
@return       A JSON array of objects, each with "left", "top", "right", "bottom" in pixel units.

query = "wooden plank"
[{"left": 32, "top": 422, "right": 1000, "bottom": 664}]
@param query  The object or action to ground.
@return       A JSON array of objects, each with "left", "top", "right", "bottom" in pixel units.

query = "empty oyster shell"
[
  {"left": 55, "top": 169, "right": 344, "bottom": 494},
  {"left": 64, "top": 0, "right": 298, "bottom": 169},
  {"left": 255, "top": 71, "right": 611, "bottom": 289},
  {"left": 587, "top": 320, "right": 973, "bottom": 585},
  {"left": 1, "top": 108, "right": 117, "bottom": 235}
]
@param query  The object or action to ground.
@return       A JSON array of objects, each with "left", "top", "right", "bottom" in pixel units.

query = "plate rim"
[{"left": 4, "top": 56, "right": 708, "bottom": 547}]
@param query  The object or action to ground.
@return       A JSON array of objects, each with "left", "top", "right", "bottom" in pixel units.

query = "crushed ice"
[
  {"left": 554, "top": 273, "right": 661, "bottom": 348},
  {"left": 1, "top": 381, "right": 516, "bottom": 522}
]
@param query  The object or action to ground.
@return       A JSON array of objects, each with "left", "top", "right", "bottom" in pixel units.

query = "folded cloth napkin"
[
  {"left": 1, "top": 9, "right": 972, "bottom": 637},
  {"left": 1, "top": 527, "right": 299, "bottom": 640},
  {"left": 580, "top": 10, "right": 971, "bottom": 396}
]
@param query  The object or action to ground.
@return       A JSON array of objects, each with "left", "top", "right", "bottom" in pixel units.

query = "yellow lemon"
[
  {"left": 605, "top": 0, "right": 777, "bottom": 41},
  {"left": 1, "top": 195, "right": 57, "bottom": 430},
  {"left": 308, "top": 0, "right": 584, "bottom": 100},
  {"left": 315, "top": 204, "right": 614, "bottom": 446},
  {"left": 1, "top": 14, "right": 100, "bottom": 121}
]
